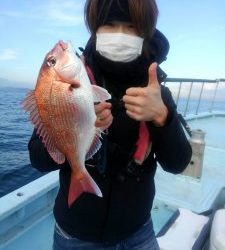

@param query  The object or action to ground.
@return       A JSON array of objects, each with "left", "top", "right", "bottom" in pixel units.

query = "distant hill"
[{"left": 0, "top": 77, "right": 33, "bottom": 89}]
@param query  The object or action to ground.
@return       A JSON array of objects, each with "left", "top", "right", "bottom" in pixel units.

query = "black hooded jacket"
[{"left": 28, "top": 30, "right": 192, "bottom": 245}]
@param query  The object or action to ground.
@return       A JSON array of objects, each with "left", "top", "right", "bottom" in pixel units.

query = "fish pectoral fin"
[
  {"left": 68, "top": 171, "right": 102, "bottom": 207},
  {"left": 91, "top": 85, "right": 111, "bottom": 102},
  {"left": 85, "top": 130, "right": 102, "bottom": 160},
  {"left": 22, "top": 90, "right": 65, "bottom": 164}
]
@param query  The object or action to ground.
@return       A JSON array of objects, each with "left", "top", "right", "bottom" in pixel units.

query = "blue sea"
[
  {"left": 0, "top": 86, "right": 44, "bottom": 198},
  {"left": 0, "top": 85, "right": 225, "bottom": 198}
]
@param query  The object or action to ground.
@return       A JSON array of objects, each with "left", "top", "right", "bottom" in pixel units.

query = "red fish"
[{"left": 22, "top": 41, "right": 111, "bottom": 207}]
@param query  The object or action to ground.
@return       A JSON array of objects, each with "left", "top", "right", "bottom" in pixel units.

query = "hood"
[{"left": 150, "top": 29, "right": 170, "bottom": 64}]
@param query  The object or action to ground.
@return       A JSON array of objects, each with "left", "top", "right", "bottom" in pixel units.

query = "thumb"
[{"left": 148, "top": 62, "right": 159, "bottom": 88}]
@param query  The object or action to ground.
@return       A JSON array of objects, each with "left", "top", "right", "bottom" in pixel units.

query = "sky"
[{"left": 0, "top": 0, "right": 225, "bottom": 88}]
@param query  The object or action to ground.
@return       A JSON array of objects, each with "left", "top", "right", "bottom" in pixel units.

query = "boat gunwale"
[{"left": 0, "top": 171, "right": 59, "bottom": 221}]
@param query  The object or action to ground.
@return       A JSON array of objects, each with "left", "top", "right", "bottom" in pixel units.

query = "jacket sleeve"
[
  {"left": 148, "top": 85, "right": 192, "bottom": 174},
  {"left": 28, "top": 129, "right": 69, "bottom": 172}
]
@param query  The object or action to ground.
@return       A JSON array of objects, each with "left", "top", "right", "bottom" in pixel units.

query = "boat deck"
[
  {"left": 152, "top": 112, "right": 225, "bottom": 233},
  {"left": 0, "top": 113, "right": 225, "bottom": 250}
]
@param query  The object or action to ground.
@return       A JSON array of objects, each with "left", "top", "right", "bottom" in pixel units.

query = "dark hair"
[{"left": 84, "top": 0, "right": 158, "bottom": 39}]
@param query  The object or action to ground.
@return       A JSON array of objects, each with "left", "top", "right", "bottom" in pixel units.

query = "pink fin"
[
  {"left": 91, "top": 85, "right": 111, "bottom": 102},
  {"left": 85, "top": 129, "right": 102, "bottom": 160},
  {"left": 22, "top": 90, "right": 65, "bottom": 164},
  {"left": 68, "top": 170, "right": 102, "bottom": 207}
]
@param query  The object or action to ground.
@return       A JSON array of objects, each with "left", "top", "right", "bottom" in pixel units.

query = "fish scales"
[{"left": 22, "top": 40, "right": 111, "bottom": 207}]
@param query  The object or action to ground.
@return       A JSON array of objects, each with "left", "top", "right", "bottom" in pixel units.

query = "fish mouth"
[
  {"left": 57, "top": 40, "right": 75, "bottom": 55},
  {"left": 50, "top": 40, "right": 69, "bottom": 56},
  {"left": 53, "top": 40, "right": 80, "bottom": 85},
  {"left": 58, "top": 40, "right": 68, "bottom": 51}
]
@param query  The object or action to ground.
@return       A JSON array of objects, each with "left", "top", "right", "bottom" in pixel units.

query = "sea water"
[{"left": 0, "top": 86, "right": 44, "bottom": 197}]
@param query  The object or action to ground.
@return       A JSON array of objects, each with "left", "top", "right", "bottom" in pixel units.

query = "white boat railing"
[
  {"left": 163, "top": 78, "right": 225, "bottom": 116},
  {"left": 0, "top": 172, "right": 59, "bottom": 250},
  {"left": 162, "top": 78, "right": 225, "bottom": 180}
]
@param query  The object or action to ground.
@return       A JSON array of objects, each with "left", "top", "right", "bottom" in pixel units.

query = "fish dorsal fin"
[
  {"left": 85, "top": 129, "right": 102, "bottom": 160},
  {"left": 91, "top": 85, "right": 111, "bottom": 103},
  {"left": 22, "top": 90, "right": 65, "bottom": 164}
]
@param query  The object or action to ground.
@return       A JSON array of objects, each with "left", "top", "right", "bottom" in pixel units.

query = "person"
[{"left": 28, "top": 0, "right": 192, "bottom": 249}]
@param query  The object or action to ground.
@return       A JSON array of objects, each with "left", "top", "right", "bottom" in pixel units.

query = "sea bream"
[{"left": 22, "top": 40, "right": 111, "bottom": 207}]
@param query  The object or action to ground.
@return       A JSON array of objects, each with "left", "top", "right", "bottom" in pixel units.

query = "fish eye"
[{"left": 46, "top": 56, "right": 57, "bottom": 67}]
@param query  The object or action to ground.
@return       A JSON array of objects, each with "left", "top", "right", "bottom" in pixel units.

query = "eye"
[{"left": 46, "top": 56, "right": 57, "bottom": 67}]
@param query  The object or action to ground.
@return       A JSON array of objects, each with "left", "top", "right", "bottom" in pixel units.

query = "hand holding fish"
[
  {"left": 95, "top": 102, "right": 113, "bottom": 130},
  {"left": 123, "top": 62, "right": 168, "bottom": 127}
]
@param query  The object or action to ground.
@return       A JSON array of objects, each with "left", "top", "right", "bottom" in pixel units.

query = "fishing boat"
[{"left": 0, "top": 78, "right": 224, "bottom": 250}]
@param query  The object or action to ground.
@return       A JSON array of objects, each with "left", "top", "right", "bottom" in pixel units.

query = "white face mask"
[{"left": 96, "top": 33, "right": 144, "bottom": 62}]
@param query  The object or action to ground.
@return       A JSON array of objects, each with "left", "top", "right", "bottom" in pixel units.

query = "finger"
[
  {"left": 97, "top": 108, "right": 112, "bottom": 120},
  {"left": 126, "top": 110, "right": 142, "bottom": 121},
  {"left": 124, "top": 103, "right": 142, "bottom": 115},
  {"left": 97, "top": 117, "right": 113, "bottom": 130},
  {"left": 148, "top": 62, "right": 159, "bottom": 88},
  {"left": 95, "top": 113, "right": 113, "bottom": 128},
  {"left": 95, "top": 102, "right": 112, "bottom": 114},
  {"left": 123, "top": 95, "right": 142, "bottom": 106},
  {"left": 126, "top": 87, "right": 145, "bottom": 97},
  {"left": 95, "top": 108, "right": 112, "bottom": 124}
]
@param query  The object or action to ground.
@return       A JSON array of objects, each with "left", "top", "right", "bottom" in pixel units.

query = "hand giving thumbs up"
[{"left": 123, "top": 62, "right": 168, "bottom": 126}]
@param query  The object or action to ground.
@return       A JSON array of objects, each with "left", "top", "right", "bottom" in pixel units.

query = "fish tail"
[{"left": 68, "top": 170, "right": 102, "bottom": 207}]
